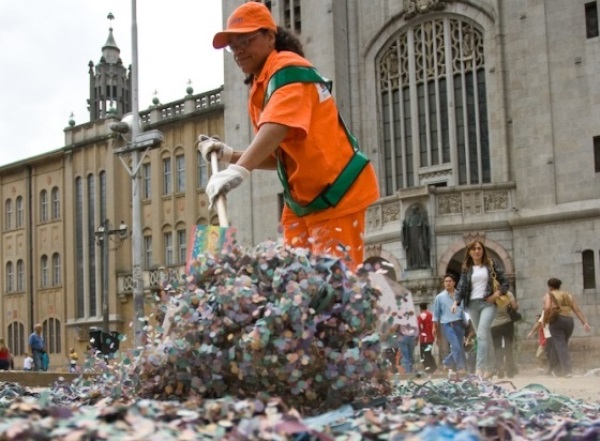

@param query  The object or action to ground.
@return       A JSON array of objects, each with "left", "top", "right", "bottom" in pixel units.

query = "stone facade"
[{"left": 220, "top": 0, "right": 600, "bottom": 366}]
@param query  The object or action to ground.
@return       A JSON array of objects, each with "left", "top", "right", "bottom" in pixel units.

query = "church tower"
[{"left": 87, "top": 22, "right": 131, "bottom": 121}]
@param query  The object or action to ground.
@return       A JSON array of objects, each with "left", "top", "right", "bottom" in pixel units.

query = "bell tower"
[{"left": 88, "top": 13, "right": 131, "bottom": 121}]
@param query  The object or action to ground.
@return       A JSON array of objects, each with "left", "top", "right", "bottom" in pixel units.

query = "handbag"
[{"left": 507, "top": 304, "right": 523, "bottom": 322}]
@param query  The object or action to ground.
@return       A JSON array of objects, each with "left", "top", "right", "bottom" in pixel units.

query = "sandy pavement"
[{"left": 485, "top": 371, "right": 600, "bottom": 402}]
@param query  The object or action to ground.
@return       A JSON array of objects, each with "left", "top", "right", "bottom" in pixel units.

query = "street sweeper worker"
[{"left": 199, "top": 2, "right": 379, "bottom": 270}]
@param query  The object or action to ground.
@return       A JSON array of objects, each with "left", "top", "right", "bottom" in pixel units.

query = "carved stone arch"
[
  {"left": 363, "top": 247, "right": 403, "bottom": 282},
  {"left": 173, "top": 144, "right": 185, "bottom": 155},
  {"left": 437, "top": 237, "right": 514, "bottom": 277}
]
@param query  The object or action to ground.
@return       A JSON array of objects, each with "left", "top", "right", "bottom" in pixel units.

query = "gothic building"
[{"left": 220, "top": 0, "right": 600, "bottom": 365}]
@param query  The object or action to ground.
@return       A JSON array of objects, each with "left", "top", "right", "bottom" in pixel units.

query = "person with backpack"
[{"left": 198, "top": 2, "right": 379, "bottom": 271}]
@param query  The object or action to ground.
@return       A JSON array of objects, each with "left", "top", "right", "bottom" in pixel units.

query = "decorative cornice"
[{"left": 400, "top": 0, "right": 453, "bottom": 20}]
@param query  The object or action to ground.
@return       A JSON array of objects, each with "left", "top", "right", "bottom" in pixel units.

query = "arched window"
[
  {"left": 40, "top": 255, "right": 49, "bottom": 288},
  {"left": 4, "top": 199, "right": 12, "bottom": 230},
  {"left": 15, "top": 196, "right": 23, "bottom": 228},
  {"left": 7, "top": 322, "right": 25, "bottom": 356},
  {"left": 75, "top": 177, "right": 85, "bottom": 318},
  {"left": 51, "top": 187, "right": 61, "bottom": 220},
  {"left": 378, "top": 17, "right": 489, "bottom": 194},
  {"left": 52, "top": 253, "right": 61, "bottom": 286},
  {"left": 175, "top": 153, "right": 186, "bottom": 193},
  {"left": 5, "top": 261, "right": 14, "bottom": 292},
  {"left": 582, "top": 249, "right": 596, "bottom": 289},
  {"left": 40, "top": 190, "right": 49, "bottom": 222},
  {"left": 163, "top": 157, "right": 172, "bottom": 195},
  {"left": 197, "top": 152, "right": 208, "bottom": 189},
  {"left": 164, "top": 230, "right": 174, "bottom": 266},
  {"left": 87, "top": 174, "right": 97, "bottom": 317},
  {"left": 16, "top": 260, "right": 24, "bottom": 291},
  {"left": 42, "top": 318, "right": 61, "bottom": 354}
]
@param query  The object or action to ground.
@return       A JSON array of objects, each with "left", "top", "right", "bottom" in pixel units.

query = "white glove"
[
  {"left": 197, "top": 135, "right": 234, "bottom": 164},
  {"left": 206, "top": 164, "right": 250, "bottom": 209}
]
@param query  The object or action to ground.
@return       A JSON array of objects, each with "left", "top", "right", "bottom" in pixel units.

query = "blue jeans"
[
  {"left": 33, "top": 350, "right": 44, "bottom": 371},
  {"left": 467, "top": 299, "right": 497, "bottom": 371},
  {"left": 398, "top": 335, "right": 416, "bottom": 374},
  {"left": 441, "top": 321, "right": 466, "bottom": 371}
]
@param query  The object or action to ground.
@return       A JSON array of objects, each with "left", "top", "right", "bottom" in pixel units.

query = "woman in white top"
[{"left": 451, "top": 240, "right": 509, "bottom": 379}]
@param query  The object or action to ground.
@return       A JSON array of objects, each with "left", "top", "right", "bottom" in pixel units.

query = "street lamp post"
[
  {"left": 109, "top": 1, "right": 163, "bottom": 347},
  {"left": 95, "top": 219, "right": 129, "bottom": 333}
]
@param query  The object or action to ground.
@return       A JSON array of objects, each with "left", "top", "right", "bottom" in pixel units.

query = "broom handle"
[{"left": 210, "top": 152, "right": 230, "bottom": 227}]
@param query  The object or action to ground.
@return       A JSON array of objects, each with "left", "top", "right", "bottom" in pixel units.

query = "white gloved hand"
[
  {"left": 206, "top": 164, "right": 250, "bottom": 209},
  {"left": 197, "top": 135, "right": 234, "bottom": 164}
]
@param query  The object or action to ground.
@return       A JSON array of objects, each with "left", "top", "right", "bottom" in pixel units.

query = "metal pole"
[
  {"left": 130, "top": 0, "right": 145, "bottom": 347},
  {"left": 102, "top": 219, "right": 110, "bottom": 333}
]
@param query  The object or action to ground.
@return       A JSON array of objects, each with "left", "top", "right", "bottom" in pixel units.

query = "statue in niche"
[{"left": 402, "top": 205, "right": 431, "bottom": 270}]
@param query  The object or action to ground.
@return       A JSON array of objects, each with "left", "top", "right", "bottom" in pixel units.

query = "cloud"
[{"left": 0, "top": 0, "right": 224, "bottom": 165}]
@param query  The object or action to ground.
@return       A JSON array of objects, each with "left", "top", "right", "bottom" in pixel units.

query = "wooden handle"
[{"left": 210, "top": 152, "right": 229, "bottom": 227}]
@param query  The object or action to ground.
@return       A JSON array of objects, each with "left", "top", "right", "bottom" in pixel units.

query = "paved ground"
[
  {"left": 491, "top": 371, "right": 600, "bottom": 402},
  {"left": 2, "top": 368, "right": 599, "bottom": 403}
]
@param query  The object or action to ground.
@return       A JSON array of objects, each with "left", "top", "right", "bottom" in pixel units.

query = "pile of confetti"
[
  {"left": 0, "top": 377, "right": 598, "bottom": 440},
  {"left": 1, "top": 243, "right": 598, "bottom": 440},
  {"left": 80, "top": 242, "right": 396, "bottom": 414}
]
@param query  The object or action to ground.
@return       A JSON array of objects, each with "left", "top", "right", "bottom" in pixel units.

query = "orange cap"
[{"left": 213, "top": 2, "right": 277, "bottom": 49}]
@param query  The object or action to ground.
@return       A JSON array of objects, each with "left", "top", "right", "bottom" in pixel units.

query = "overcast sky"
[{"left": 0, "top": 1, "right": 225, "bottom": 166}]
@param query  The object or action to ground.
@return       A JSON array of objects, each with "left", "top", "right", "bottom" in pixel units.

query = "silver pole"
[
  {"left": 101, "top": 219, "right": 110, "bottom": 333},
  {"left": 130, "top": 0, "right": 144, "bottom": 347}
]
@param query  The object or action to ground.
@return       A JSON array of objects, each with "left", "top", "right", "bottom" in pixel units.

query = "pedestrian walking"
[
  {"left": 0, "top": 339, "right": 12, "bottom": 371},
  {"left": 28, "top": 323, "right": 45, "bottom": 371},
  {"left": 542, "top": 278, "right": 591, "bottom": 377},
  {"left": 417, "top": 302, "right": 437, "bottom": 375},
  {"left": 433, "top": 273, "right": 468, "bottom": 380},
  {"left": 491, "top": 291, "right": 519, "bottom": 378},
  {"left": 451, "top": 240, "right": 509, "bottom": 379}
]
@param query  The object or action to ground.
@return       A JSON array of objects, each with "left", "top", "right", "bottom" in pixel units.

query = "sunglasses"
[{"left": 225, "top": 32, "right": 263, "bottom": 53}]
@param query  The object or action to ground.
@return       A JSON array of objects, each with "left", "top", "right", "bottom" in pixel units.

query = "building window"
[
  {"left": 378, "top": 18, "right": 490, "bottom": 194},
  {"left": 4, "top": 199, "right": 12, "bottom": 230},
  {"left": 8, "top": 322, "right": 25, "bottom": 356},
  {"left": 16, "top": 196, "right": 23, "bottom": 228},
  {"left": 142, "top": 163, "right": 151, "bottom": 199},
  {"left": 100, "top": 171, "right": 107, "bottom": 222},
  {"left": 163, "top": 158, "right": 172, "bottom": 195},
  {"left": 51, "top": 187, "right": 60, "bottom": 220},
  {"left": 75, "top": 177, "right": 85, "bottom": 318},
  {"left": 5, "top": 261, "right": 14, "bottom": 292},
  {"left": 283, "top": 0, "right": 301, "bottom": 33},
  {"left": 144, "top": 235, "right": 153, "bottom": 268},
  {"left": 594, "top": 136, "right": 600, "bottom": 173},
  {"left": 586, "top": 2, "right": 599, "bottom": 39},
  {"left": 43, "top": 318, "right": 61, "bottom": 354},
  {"left": 41, "top": 255, "right": 49, "bottom": 288},
  {"left": 88, "top": 174, "right": 97, "bottom": 317},
  {"left": 177, "top": 228, "right": 187, "bottom": 263},
  {"left": 197, "top": 152, "right": 208, "bottom": 189},
  {"left": 164, "top": 232, "right": 174, "bottom": 266},
  {"left": 16, "top": 260, "right": 24, "bottom": 291},
  {"left": 583, "top": 249, "right": 596, "bottom": 289},
  {"left": 40, "top": 190, "right": 49, "bottom": 222},
  {"left": 176, "top": 154, "right": 186, "bottom": 193},
  {"left": 52, "top": 253, "right": 61, "bottom": 286}
]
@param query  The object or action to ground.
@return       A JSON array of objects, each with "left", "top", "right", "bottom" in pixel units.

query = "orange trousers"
[{"left": 282, "top": 208, "right": 366, "bottom": 271}]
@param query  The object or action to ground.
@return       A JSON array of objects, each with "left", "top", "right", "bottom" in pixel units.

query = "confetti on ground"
[{"left": 0, "top": 243, "right": 598, "bottom": 440}]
